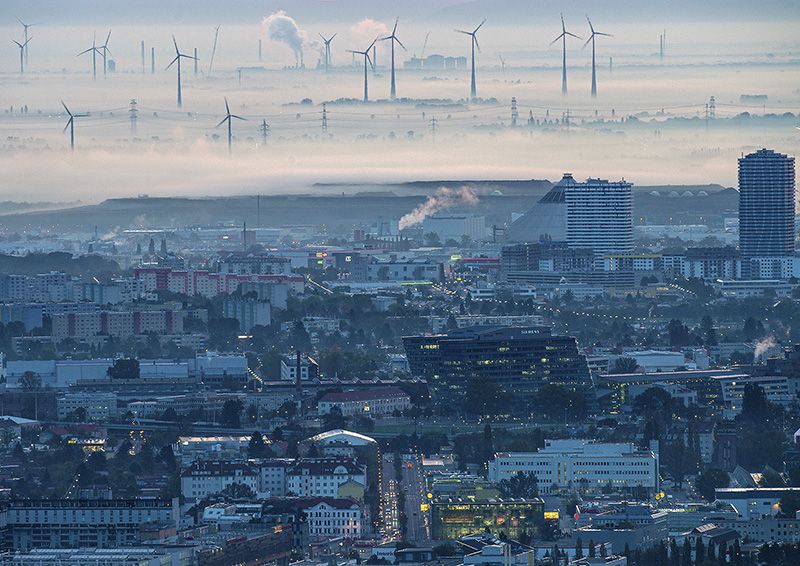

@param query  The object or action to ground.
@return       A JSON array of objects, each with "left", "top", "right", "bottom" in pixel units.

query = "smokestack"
[
  {"left": 141, "top": 41, "right": 145, "bottom": 73},
  {"left": 151, "top": 47, "right": 155, "bottom": 74},
  {"left": 259, "top": 39, "right": 262, "bottom": 62},
  {"left": 194, "top": 47, "right": 198, "bottom": 75}
]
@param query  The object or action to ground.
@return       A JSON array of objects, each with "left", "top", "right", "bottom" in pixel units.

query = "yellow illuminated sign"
[
  {"left": 420, "top": 504, "right": 429, "bottom": 512},
  {"left": 544, "top": 511, "right": 560, "bottom": 520}
]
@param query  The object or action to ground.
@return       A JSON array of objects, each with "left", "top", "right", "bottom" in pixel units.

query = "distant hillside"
[{"left": 0, "top": 252, "right": 119, "bottom": 277}]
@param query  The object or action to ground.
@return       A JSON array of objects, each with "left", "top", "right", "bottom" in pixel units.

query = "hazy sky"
[{"left": 0, "top": 1, "right": 798, "bottom": 203}]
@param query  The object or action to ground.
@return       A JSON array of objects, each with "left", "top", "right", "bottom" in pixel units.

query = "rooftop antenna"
[
  {"left": 584, "top": 16, "right": 611, "bottom": 98},
  {"left": 381, "top": 19, "right": 406, "bottom": 100},
  {"left": 166, "top": 35, "right": 197, "bottom": 108},
  {"left": 455, "top": 18, "right": 486, "bottom": 100},
  {"left": 100, "top": 30, "right": 112, "bottom": 77},
  {"left": 78, "top": 32, "right": 102, "bottom": 80},
  {"left": 347, "top": 38, "right": 377, "bottom": 102},
  {"left": 319, "top": 33, "right": 336, "bottom": 72},
  {"left": 208, "top": 25, "right": 220, "bottom": 76},
  {"left": 61, "top": 100, "right": 88, "bottom": 151},
  {"left": 16, "top": 17, "right": 34, "bottom": 70},
  {"left": 216, "top": 97, "right": 246, "bottom": 154},
  {"left": 550, "top": 13, "right": 581, "bottom": 96},
  {"left": 12, "top": 38, "right": 31, "bottom": 75}
]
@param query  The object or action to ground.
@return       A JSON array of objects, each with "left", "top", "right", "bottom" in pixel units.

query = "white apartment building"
[
  {"left": 714, "top": 488, "right": 800, "bottom": 521},
  {"left": 713, "top": 374, "right": 798, "bottom": 418},
  {"left": 488, "top": 439, "right": 659, "bottom": 495},
  {"left": 255, "top": 459, "right": 293, "bottom": 496},
  {"left": 305, "top": 498, "right": 363, "bottom": 539},
  {"left": 180, "top": 461, "right": 259, "bottom": 500},
  {"left": 56, "top": 392, "right": 118, "bottom": 421},
  {"left": 318, "top": 387, "right": 411, "bottom": 417},
  {"left": 287, "top": 459, "right": 367, "bottom": 498},
  {"left": 563, "top": 174, "right": 633, "bottom": 266}
]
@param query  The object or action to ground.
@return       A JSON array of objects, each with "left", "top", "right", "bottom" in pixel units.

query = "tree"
[
  {"left": 497, "top": 471, "right": 539, "bottom": 498},
  {"left": 779, "top": 490, "right": 800, "bottom": 517},
  {"left": 667, "top": 319, "right": 691, "bottom": 348},
  {"left": 612, "top": 357, "right": 639, "bottom": 374},
  {"left": 220, "top": 399, "right": 244, "bottom": 428},
  {"left": 323, "top": 406, "right": 347, "bottom": 430},
  {"left": 696, "top": 468, "right": 729, "bottom": 501},
  {"left": 740, "top": 383, "right": 771, "bottom": 424},
  {"left": 464, "top": 376, "right": 510, "bottom": 417},
  {"left": 218, "top": 481, "right": 255, "bottom": 500},
  {"left": 701, "top": 315, "right": 718, "bottom": 346},
  {"left": 248, "top": 431, "right": 270, "bottom": 458},
  {"left": 742, "top": 317, "right": 764, "bottom": 341},
  {"left": 107, "top": 358, "right": 140, "bottom": 379},
  {"left": 482, "top": 424, "right": 494, "bottom": 464},
  {"left": 575, "top": 538, "right": 583, "bottom": 559},
  {"left": 533, "top": 384, "right": 587, "bottom": 421}
]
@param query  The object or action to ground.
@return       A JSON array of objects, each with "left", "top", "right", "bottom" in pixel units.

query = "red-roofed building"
[{"left": 318, "top": 387, "right": 411, "bottom": 417}]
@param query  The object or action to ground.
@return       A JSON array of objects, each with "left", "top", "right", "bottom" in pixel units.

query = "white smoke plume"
[
  {"left": 398, "top": 186, "right": 479, "bottom": 230},
  {"left": 350, "top": 18, "right": 389, "bottom": 44},
  {"left": 263, "top": 11, "right": 306, "bottom": 67},
  {"left": 754, "top": 335, "right": 777, "bottom": 360}
]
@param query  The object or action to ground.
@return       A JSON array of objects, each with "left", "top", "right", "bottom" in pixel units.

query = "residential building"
[
  {"left": 56, "top": 392, "right": 118, "bottom": 421},
  {"left": 286, "top": 458, "right": 367, "bottom": 498},
  {"left": 563, "top": 174, "right": 634, "bottom": 265},
  {"left": 222, "top": 297, "right": 271, "bottom": 331},
  {"left": 421, "top": 215, "right": 486, "bottom": 242},
  {"left": 0, "top": 498, "right": 179, "bottom": 552},
  {"left": 738, "top": 149, "right": 796, "bottom": 261},
  {"left": 180, "top": 461, "right": 259, "bottom": 500},
  {"left": 488, "top": 440, "right": 659, "bottom": 495},
  {"left": 317, "top": 387, "right": 411, "bottom": 417},
  {"left": 714, "top": 488, "right": 800, "bottom": 520}
]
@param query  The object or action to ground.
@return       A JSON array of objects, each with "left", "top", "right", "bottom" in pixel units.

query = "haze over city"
[{"left": 0, "top": 2, "right": 800, "bottom": 566}]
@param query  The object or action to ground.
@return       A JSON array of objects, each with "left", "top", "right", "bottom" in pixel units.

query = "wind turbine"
[
  {"left": 319, "top": 33, "right": 336, "bottom": 72},
  {"left": 347, "top": 39, "right": 377, "bottom": 103},
  {"left": 61, "top": 100, "right": 88, "bottom": 151},
  {"left": 455, "top": 18, "right": 485, "bottom": 100},
  {"left": 100, "top": 30, "right": 112, "bottom": 77},
  {"left": 12, "top": 38, "right": 30, "bottom": 75},
  {"left": 217, "top": 97, "right": 246, "bottom": 154},
  {"left": 78, "top": 33, "right": 102, "bottom": 80},
  {"left": 381, "top": 19, "right": 406, "bottom": 100},
  {"left": 165, "top": 35, "right": 197, "bottom": 108},
  {"left": 584, "top": 16, "right": 611, "bottom": 98},
  {"left": 550, "top": 13, "right": 581, "bottom": 96},
  {"left": 16, "top": 17, "right": 34, "bottom": 69}
]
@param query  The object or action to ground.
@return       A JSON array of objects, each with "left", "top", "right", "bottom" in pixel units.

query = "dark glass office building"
[
  {"left": 403, "top": 325, "right": 591, "bottom": 410},
  {"left": 738, "top": 148, "right": 796, "bottom": 258}
]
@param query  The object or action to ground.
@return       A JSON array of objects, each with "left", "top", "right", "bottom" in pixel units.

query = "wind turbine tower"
[
  {"left": 550, "top": 14, "right": 581, "bottom": 96},
  {"left": 78, "top": 33, "right": 102, "bottom": 80},
  {"left": 347, "top": 39, "right": 376, "bottom": 102},
  {"left": 217, "top": 97, "right": 246, "bottom": 154},
  {"left": 381, "top": 19, "right": 406, "bottom": 100},
  {"left": 319, "top": 33, "right": 336, "bottom": 72},
  {"left": 61, "top": 100, "right": 88, "bottom": 151},
  {"left": 455, "top": 19, "right": 486, "bottom": 100},
  {"left": 12, "top": 38, "right": 31, "bottom": 75},
  {"left": 584, "top": 16, "right": 611, "bottom": 98},
  {"left": 100, "top": 31, "right": 112, "bottom": 77},
  {"left": 166, "top": 35, "right": 197, "bottom": 108},
  {"left": 16, "top": 17, "right": 34, "bottom": 70}
]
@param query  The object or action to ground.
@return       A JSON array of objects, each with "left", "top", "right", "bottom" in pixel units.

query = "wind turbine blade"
[
  {"left": 78, "top": 47, "right": 94, "bottom": 55},
  {"left": 566, "top": 31, "right": 582, "bottom": 40},
  {"left": 165, "top": 55, "right": 179, "bottom": 70},
  {"left": 474, "top": 18, "right": 486, "bottom": 33},
  {"left": 396, "top": 37, "right": 407, "bottom": 51},
  {"left": 104, "top": 46, "right": 113, "bottom": 57},
  {"left": 63, "top": 118, "right": 72, "bottom": 133},
  {"left": 216, "top": 117, "right": 229, "bottom": 128},
  {"left": 561, "top": 13, "right": 566, "bottom": 33},
  {"left": 367, "top": 38, "right": 377, "bottom": 51},
  {"left": 586, "top": 15, "right": 594, "bottom": 34},
  {"left": 319, "top": 33, "right": 326, "bottom": 42},
  {"left": 172, "top": 35, "right": 179, "bottom": 53},
  {"left": 474, "top": 36, "right": 481, "bottom": 53},
  {"left": 16, "top": 16, "right": 24, "bottom": 26},
  {"left": 61, "top": 100, "right": 72, "bottom": 116},
  {"left": 104, "top": 30, "right": 111, "bottom": 46},
  {"left": 583, "top": 37, "right": 592, "bottom": 49},
  {"left": 224, "top": 97, "right": 230, "bottom": 115},
  {"left": 454, "top": 29, "right": 470, "bottom": 35},
  {"left": 12, "top": 40, "right": 22, "bottom": 48},
  {"left": 549, "top": 33, "right": 565, "bottom": 46},
  {"left": 596, "top": 32, "right": 613, "bottom": 37},
  {"left": 330, "top": 33, "right": 336, "bottom": 41},
  {"left": 231, "top": 115, "right": 247, "bottom": 121},
  {"left": 366, "top": 53, "right": 374, "bottom": 69},
  {"left": 23, "top": 37, "right": 31, "bottom": 47},
  {"left": 393, "top": 18, "right": 399, "bottom": 35}
]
